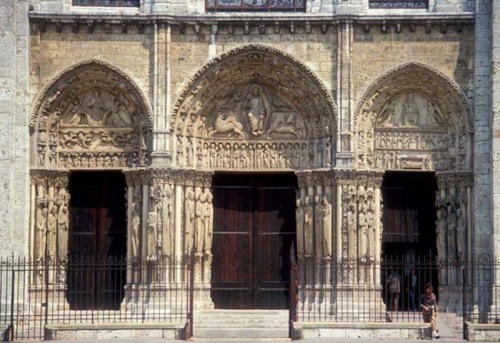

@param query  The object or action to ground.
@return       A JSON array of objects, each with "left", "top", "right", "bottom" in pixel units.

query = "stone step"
[
  {"left": 195, "top": 322, "right": 288, "bottom": 328},
  {"left": 193, "top": 310, "right": 290, "bottom": 339},
  {"left": 193, "top": 328, "right": 289, "bottom": 339},
  {"left": 437, "top": 312, "right": 465, "bottom": 340}
]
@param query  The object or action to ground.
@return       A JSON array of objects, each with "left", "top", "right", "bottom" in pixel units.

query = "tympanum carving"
[
  {"left": 356, "top": 62, "right": 472, "bottom": 172},
  {"left": 32, "top": 62, "right": 152, "bottom": 170},
  {"left": 203, "top": 83, "right": 306, "bottom": 140}
]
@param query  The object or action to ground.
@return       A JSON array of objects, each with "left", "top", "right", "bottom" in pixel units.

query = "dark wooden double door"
[
  {"left": 67, "top": 171, "right": 127, "bottom": 310},
  {"left": 211, "top": 173, "right": 297, "bottom": 309}
]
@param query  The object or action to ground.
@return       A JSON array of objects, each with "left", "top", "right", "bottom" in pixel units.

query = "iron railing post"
[
  {"left": 9, "top": 255, "right": 15, "bottom": 342},
  {"left": 187, "top": 249, "right": 195, "bottom": 339},
  {"left": 289, "top": 244, "right": 297, "bottom": 339},
  {"left": 462, "top": 266, "right": 466, "bottom": 339}
]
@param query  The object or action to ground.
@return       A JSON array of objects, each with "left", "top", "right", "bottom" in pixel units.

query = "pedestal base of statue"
[
  {"left": 488, "top": 305, "right": 500, "bottom": 323},
  {"left": 438, "top": 284, "right": 463, "bottom": 313},
  {"left": 29, "top": 282, "right": 71, "bottom": 312},
  {"left": 193, "top": 283, "right": 215, "bottom": 310},
  {"left": 122, "top": 283, "right": 190, "bottom": 321},
  {"left": 331, "top": 283, "right": 386, "bottom": 322}
]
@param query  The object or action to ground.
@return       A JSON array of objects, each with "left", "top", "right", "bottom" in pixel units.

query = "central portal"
[{"left": 211, "top": 173, "right": 297, "bottom": 309}]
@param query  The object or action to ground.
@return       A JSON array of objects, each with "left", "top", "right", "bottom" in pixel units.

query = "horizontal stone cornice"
[{"left": 28, "top": 12, "right": 475, "bottom": 26}]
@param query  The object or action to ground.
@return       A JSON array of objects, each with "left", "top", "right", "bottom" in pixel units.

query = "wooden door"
[
  {"left": 67, "top": 171, "right": 127, "bottom": 310},
  {"left": 211, "top": 173, "right": 297, "bottom": 309}
]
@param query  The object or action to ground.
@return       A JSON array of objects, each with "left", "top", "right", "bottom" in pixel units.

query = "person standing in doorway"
[
  {"left": 421, "top": 283, "right": 440, "bottom": 339},
  {"left": 408, "top": 269, "right": 418, "bottom": 311},
  {"left": 386, "top": 270, "right": 401, "bottom": 311}
]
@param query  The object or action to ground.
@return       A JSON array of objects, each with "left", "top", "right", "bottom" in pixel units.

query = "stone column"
[
  {"left": 123, "top": 170, "right": 144, "bottom": 308},
  {"left": 332, "top": 170, "right": 385, "bottom": 321},
  {"left": 193, "top": 172, "right": 214, "bottom": 309},
  {"left": 436, "top": 172, "right": 473, "bottom": 312},
  {"left": 29, "top": 170, "right": 69, "bottom": 308},
  {"left": 296, "top": 171, "right": 315, "bottom": 313}
]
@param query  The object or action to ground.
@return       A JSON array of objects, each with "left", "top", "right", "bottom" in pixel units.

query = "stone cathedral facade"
[{"left": 2, "top": 0, "right": 500, "bottom": 339}]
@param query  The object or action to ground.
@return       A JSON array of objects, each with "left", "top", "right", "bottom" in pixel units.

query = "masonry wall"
[
  {"left": 30, "top": 25, "right": 154, "bottom": 105},
  {"left": 0, "top": 0, "right": 30, "bottom": 256},
  {"left": 351, "top": 24, "right": 475, "bottom": 102},
  {"left": 30, "top": 21, "right": 474, "bottom": 127}
]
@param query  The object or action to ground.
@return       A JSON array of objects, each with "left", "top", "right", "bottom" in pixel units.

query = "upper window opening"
[
  {"left": 206, "top": 0, "right": 306, "bottom": 12},
  {"left": 369, "top": 0, "right": 428, "bottom": 9},
  {"left": 73, "top": 0, "right": 140, "bottom": 7}
]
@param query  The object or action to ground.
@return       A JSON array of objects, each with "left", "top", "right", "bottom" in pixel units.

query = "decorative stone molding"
[
  {"left": 31, "top": 60, "right": 153, "bottom": 170},
  {"left": 354, "top": 61, "right": 473, "bottom": 172}
]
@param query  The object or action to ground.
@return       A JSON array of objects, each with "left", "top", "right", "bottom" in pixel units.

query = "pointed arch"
[
  {"left": 30, "top": 59, "right": 153, "bottom": 169},
  {"left": 354, "top": 61, "right": 472, "bottom": 172},
  {"left": 30, "top": 59, "right": 153, "bottom": 130},
  {"left": 170, "top": 44, "right": 337, "bottom": 170},
  {"left": 172, "top": 44, "right": 337, "bottom": 139}
]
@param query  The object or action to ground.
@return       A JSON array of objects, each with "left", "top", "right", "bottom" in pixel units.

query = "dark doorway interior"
[
  {"left": 211, "top": 173, "right": 297, "bottom": 309},
  {"left": 67, "top": 171, "right": 127, "bottom": 310},
  {"left": 381, "top": 171, "right": 438, "bottom": 310},
  {"left": 381, "top": 171, "right": 437, "bottom": 256}
]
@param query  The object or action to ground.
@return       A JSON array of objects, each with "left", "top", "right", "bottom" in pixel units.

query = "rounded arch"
[
  {"left": 31, "top": 59, "right": 153, "bottom": 169},
  {"left": 171, "top": 44, "right": 337, "bottom": 171},
  {"left": 354, "top": 61, "right": 473, "bottom": 172}
]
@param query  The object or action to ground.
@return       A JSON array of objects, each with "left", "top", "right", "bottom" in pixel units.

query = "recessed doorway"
[
  {"left": 66, "top": 171, "right": 127, "bottom": 310},
  {"left": 381, "top": 171, "right": 437, "bottom": 257},
  {"left": 211, "top": 173, "right": 297, "bottom": 309}
]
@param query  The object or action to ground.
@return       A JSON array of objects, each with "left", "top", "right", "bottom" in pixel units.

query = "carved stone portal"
[
  {"left": 356, "top": 62, "right": 472, "bottom": 172},
  {"left": 171, "top": 45, "right": 337, "bottom": 170},
  {"left": 31, "top": 61, "right": 152, "bottom": 170}
]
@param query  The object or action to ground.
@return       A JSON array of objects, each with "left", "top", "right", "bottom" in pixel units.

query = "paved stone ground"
[{"left": 41, "top": 338, "right": 464, "bottom": 343}]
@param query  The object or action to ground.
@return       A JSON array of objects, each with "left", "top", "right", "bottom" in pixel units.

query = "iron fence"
[
  {"left": 291, "top": 254, "right": 500, "bottom": 326},
  {"left": 0, "top": 255, "right": 193, "bottom": 341},
  {"left": 3, "top": 254, "right": 500, "bottom": 341}
]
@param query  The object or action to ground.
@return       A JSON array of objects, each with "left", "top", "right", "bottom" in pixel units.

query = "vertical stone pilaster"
[
  {"left": 151, "top": 23, "right": 172, "bottom": 166},
  {"left": 474, "top": 0, "right": 493, "bottom": 321},
  {"left": 0, "top": 0, "right": 29, "bottom": 257},
  {"left": 336, "top": 20, "right": 354, "bottom": 168},
  {"left": 490, "top": 0, "right": 500, "bottom": 321}
]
